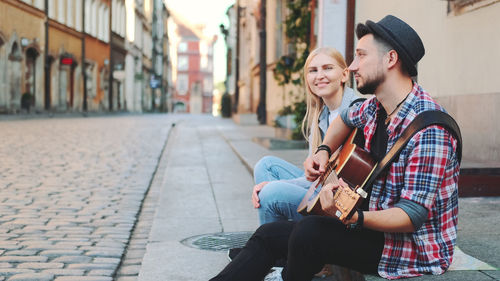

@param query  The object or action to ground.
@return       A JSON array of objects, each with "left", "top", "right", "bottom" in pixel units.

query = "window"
[
  {"left": 200, "top": 54, "right": 208, "bottom": 70},
  {"left": 207, "top": 59, "right": 213, "bottom": 72},
  {"left": 34, "top": 0, "right": 44, "bottom": 9},
  {"left": 98, "top": 4, "right": 105, "bottom": 40},
  {"left": 135, "top": 14, "right": 142, "bottom": 47},
  {"left": 112, "top": 0, "right": 117, "bottom": 32},
  {"left": 48, "top": 0, "right": 55, "bottom": 18},
  {"left": 178, "top": 42, "right": 187, "bottom": 52},
  {"left": 447, "top": 0, "right": 499, "bottom": 15},
  {"left": 203, "top": 77, "right": 213, "bottom": 96},
  {"left": 57, "top": 0, "right": 65, "bottom": 24},
  {"left": 177, "top": 56, "right": 188, "bottom": 71},
  {"left": 120, "top": 3, "right": 126, "bottom": 37},
  {"left": 84, "top": 0, "right": 91, "bottom": 33},
  {"left": 66, "top": 0, "right": 73, "bottom": 28},
  {"left": 75, "top": 0, "right": 82, "bottom": 31},
  {"left": 176, "top": 74, "right": 188, "bottom": 95},
  {"left": 92, "top": 0, "right": 98, "bottom": 37},
  {"left": 104, "top": 6, "right": 110, "bottom": 42}
]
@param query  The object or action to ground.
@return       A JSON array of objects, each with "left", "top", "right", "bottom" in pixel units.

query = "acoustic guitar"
[{"left": 297, "top": 128, "right": 377, "bottom": 222}]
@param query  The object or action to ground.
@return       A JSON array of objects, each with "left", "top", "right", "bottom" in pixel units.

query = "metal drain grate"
[{"left": 181, "top": 231, "right": 253, "bottom": 252}]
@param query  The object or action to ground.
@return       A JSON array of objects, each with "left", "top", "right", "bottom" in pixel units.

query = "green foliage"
[
  {"left": 221, "top": 93, "right": 232, "bottom": 118},
  {"left": 215, "top": 81, "right": 226, "bottom": 93},
  {"left": 290, "top": 100, "right": 306, "bottom": 140},
  {"left": 277, "top": 105, "right": 293, "bottom": 116},
  {"left": 275, "top": 100, "right": 306, "bottom": 140},
  {"left": 273, "top": 0, "right": 311, "bottom": 86}
]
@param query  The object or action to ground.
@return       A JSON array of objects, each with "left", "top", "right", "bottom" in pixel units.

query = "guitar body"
[{"left": 297, "top": 128, "right": 376, "bottom": 220}]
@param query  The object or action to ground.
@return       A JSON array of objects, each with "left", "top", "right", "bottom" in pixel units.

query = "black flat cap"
[{"left": 363, "top": 15, "right": 425, "bottom": 76}]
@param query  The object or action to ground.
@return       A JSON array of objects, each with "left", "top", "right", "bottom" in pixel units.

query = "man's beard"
[{"left": 356, "top": 70, "right": 385, "bottom": 95}]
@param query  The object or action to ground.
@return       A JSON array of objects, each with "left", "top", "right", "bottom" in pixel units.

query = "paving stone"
[
  {"left": 6, "top": 219, "right": 48, "bottom": 226},
  {"left": 2, "top": 250, "right": 38, "bottom": 256},
  {"left": 17, "top": 262, "right": 64, "bottom": 269},
  {"left": 21, "top": 242, "right": 54, "bottom": 250},
  {"left": 0, "top": 268, "right": 34, "bottom": 277},
  {"left": 7, "top": 272, "right": 54, "bottom": 281},
  {"left": 87, "top": 270, "right": 114, "bottom": 276},
  {"left": 41, "top": 269, "right": 85, "bottom": 276},
  {"left": 92, "top": 258, "right": 120, "bottom": 266},
  {"left": 39, "top": 250, "right": 84, "bottom": 257},
  {"left": 67, "top": 263, "right": 117, "bottom": 270},
  {"left": 0, "top": 257, "right": 48, "bottom": 263},
  {"left": 51, "top": 256, "right": 92, "bottom": 263},
  {"left": 54, "top": 241, "right": 93, "bottom": 248},
  {"left": 0, "top": 243, "right": 20, "bottom": 251}
]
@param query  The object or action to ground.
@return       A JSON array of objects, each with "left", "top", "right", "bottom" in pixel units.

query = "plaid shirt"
[{"left": 347, "top": 83, "right": 460, "bottom": 279}]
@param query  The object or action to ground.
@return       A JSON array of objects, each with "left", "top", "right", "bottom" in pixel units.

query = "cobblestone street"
[{"left": 0, "top": 114, "right": 173, "bottom": 281}]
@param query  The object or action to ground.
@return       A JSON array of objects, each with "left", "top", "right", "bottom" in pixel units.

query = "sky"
[{"left": 165, "top": 0, "right": 235, "bottom": 84}]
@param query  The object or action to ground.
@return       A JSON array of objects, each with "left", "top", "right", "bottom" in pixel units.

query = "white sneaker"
[{"left": 264, "top": 267, "right": 283, "bottom": 281}]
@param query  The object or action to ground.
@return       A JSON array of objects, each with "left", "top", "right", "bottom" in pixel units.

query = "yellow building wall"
[
  {"left": 0, "top": 0, "right": 45, "bottom": 111},
  {"left": 48, "top": 25, "right": 82, "bottom": 61},
  {"left": 0, "top": 1, "right": 45, "bottom": 42}
]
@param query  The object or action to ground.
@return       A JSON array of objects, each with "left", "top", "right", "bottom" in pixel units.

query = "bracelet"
[
  {"left": 348, "top": 208, "right": 364, "bottom": 230},
  {"left": 315, "top": 144, "right": 332, "bottom": 156}
]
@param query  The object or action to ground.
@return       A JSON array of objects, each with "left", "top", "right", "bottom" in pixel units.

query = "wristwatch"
[{"left": 349, "top": 208, "right": 364, "bottom": 230}]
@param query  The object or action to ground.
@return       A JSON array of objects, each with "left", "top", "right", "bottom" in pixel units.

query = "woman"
[{"left": 251, "top": 47, "right": 359, "bottom": 225}]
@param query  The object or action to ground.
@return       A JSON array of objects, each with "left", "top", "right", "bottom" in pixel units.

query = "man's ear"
[{"left": 386, "top": 50, "right": 399, "bottom": 70}]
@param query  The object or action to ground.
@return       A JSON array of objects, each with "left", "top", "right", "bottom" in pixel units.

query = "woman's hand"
[
  {"left": 252, "top": 181, "right": 269, "bottom": 208},
  {"left": 303, "top": 150, "right": 329, "bottom": 181}
]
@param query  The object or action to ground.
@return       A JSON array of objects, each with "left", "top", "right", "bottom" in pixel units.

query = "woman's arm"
[{"left": 303, "top": 115, "right": 351, "bottom": 181}]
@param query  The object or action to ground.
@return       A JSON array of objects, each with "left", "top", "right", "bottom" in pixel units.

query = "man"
[{"left": 210, "top": 15, "right": 460, "bottom": 281}]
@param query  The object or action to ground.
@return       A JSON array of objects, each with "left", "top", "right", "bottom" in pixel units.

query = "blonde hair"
[{"left": 301, "top": 47, "right": 348, "bottom": 150}]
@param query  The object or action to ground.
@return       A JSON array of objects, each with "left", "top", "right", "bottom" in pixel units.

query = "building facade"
[
  {"left": 83, "top": 0, "right": 111, "bottom": 112},
  {"left": 123, "top": 0, "right": 154, "bottom": 113},
  {"left": 0, "top": 0, "right": 45, "bottom": 113},
  {"left": 111, "top": 0, "right": 127, "bottom": 111},
  {"left": 354, "top": 0, "right": 500, "bottom": 162},
  {"left": 162, "top": 3, "right": 173, "bottom": 112},
  {"left": 168, "top": 13, "right": 215, "bottom": 114},
  {"left": 0, "top": 0, "right": 165, "bottom": 115},
  {"left": 47, "top": 0, "right": 87, "bottom": 112},
  {"left": 226, "top": 0, "right": 500, "bottom": 162}
]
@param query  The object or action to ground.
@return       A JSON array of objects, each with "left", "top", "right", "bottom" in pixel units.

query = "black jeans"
[{"left": 210, "top": 216, "right": 384, "bottom": 281}]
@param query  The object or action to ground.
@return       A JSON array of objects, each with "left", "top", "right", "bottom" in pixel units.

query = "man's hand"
[
  {"left": 319, "top": 178, "right": 349, "bottom": 218},
  {"left": 252, "top": 181, "right": 269, "bottom": 208},
  {"left": 304, "top": 150, "right": 329, "bottom": 181}
]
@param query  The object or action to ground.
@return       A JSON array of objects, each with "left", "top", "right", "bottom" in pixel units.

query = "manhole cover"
[{"left": 181, "top": 231, "right": 253, "bottom": 252}]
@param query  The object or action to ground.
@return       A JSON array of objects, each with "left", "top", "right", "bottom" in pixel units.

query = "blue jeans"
[{"left": 253, "top": 156, "right": 310, "bottom": 224}]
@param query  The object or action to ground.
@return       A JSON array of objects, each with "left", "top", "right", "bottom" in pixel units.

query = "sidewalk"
[{"left": 138, "top": 114, "right": 499, "bottom": 281}]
